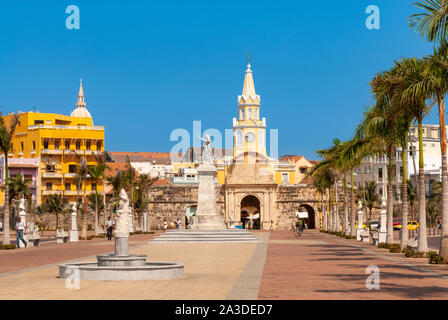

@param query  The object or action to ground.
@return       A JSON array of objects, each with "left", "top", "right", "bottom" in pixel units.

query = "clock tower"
[{"left": 233, "top": 60, "right": 267, "bottom": 161}]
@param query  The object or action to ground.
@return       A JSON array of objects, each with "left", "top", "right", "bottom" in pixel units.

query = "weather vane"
[{"left": 246, "top": 51, "right": 251, "bottom": 64}]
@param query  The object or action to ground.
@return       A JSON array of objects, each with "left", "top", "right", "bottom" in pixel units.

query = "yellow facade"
[{"left": 1, "top": 81, "right": 105, "bottom": 205}]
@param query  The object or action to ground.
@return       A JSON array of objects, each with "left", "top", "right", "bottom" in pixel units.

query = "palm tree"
[
  {"left": 134, "top": 174, "right": 158, "bottom": 230},
  {"left": 8, "top": 172, "right": 31, "bottom": 222},
  {"left": 409, "top": 0, "right": 448, "bottom": 257},
  {"left": 86, "top": 162, "right": 107, "bottom": 235},
  {"left": 0, "top": 113, "right": 19, "bottom": 245},
  {"left": 361, "top": 181, "right": 380, "bottom": 222},
  {"left": 427, "top": 201, "right": 439, "bottom": 235},
  {"left": 44, "top": 194, "right": 68, "bottom": 230},
  {"left": 73, "top": 153, "right": 89, "bottom": 240},
  {"left": 88, "top": 191, "right": 104, "bottom": 214},
  {"left": 408, "top": 179, "right": 418, "bottom": 221},
  {"left": 91, "top": 152, "right": 109, "bottom": 229},
  {"left": 409, "top": 0, "right": 448, "bottom": 44}
]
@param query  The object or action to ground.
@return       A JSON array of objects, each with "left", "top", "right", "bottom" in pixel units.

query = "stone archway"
[
  {"left": 299, "top": 204, "right": 316, "bottom": 229},
  {"left": 240, "top": 195, "right": 261, "bottom": 229}
]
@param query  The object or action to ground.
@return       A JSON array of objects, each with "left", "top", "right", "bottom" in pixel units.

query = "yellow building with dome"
[{"left": 0, "top": 80, "right": 105, "bottom": 205}]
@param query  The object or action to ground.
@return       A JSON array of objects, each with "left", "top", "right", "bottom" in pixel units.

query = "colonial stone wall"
[
  {"left": 147, "top": 184, "right": 225, "bottom": 229},
  {"left": 146, "top": 183, "right": 321, "bottom": 230},
  {"left": 275, "top": 185, "right": 319, "bottom": 229}
]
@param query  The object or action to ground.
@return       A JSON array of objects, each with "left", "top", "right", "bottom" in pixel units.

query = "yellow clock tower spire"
[{"left": 233, "top": 56, "right": 267, "bottom": 162}]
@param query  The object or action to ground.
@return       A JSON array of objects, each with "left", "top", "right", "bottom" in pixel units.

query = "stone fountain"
[{"left": 59, "top": 189, "right": 184, "bottom": 280}]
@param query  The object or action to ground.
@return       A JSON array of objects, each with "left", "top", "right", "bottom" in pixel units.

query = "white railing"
[{"left": 28, "top": 125, "right": 104, "bottom": 131}]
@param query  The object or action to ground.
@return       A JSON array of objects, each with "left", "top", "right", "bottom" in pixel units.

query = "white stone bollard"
[
  {"left": 378, "top": 197, "right": 387, "bottom": 243},
  {"left": 356, "top": 201, "right": 364, "bottom": 241}
]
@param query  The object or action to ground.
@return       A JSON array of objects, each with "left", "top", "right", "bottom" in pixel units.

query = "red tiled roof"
[{"left": 108, "top": 151, "right": 175, "bottom": 164}]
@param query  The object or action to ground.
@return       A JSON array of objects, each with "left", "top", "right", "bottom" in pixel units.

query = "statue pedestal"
[
  {"left": 378, "top": 209, "right": 387, "bottom": 244},
  {"left": 70, "top": 209, "right": 79, "bottom": 242},
  {"left": 191, "top": 164, "right": 225, "bottom": 230}
]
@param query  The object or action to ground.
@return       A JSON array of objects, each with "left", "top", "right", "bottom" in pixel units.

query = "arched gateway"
[{"left": 240, "top": 195, "right": 261, "bottom": 229}]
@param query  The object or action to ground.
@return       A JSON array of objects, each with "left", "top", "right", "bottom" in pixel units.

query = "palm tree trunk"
[
  {"left": 417, "top": 118, "right": 428, "bottom": 252},
  {"left": 387, "top": 150, "right": 394, "bottom": 243},
  {"left": 343, "top": 173, "right": 347, "bottom": 234},
  {"left": 81, "top": 183, "right": 87, "bottom": 240},
  {"left": 102, "top": 178, "right": 107, "bottom": 227},
  {"left": 94, "top": 192, "right": 99, "bottom": 236},
  {"left": 350, "top": 170, "right": 356, "bottom": 236},
  {"left": 401, "top": 141, "right": 409, "bottom": 248},
  {"left": 438, "top": 97, "right": 448, "bottom": 259},
  {"left": 3, "top": 157, "right": 10, "bottom": 245},
  {"left": 329, "top": 187, "right": 333, "bottom": 231}
]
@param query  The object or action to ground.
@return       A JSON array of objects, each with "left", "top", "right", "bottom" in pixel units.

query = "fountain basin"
[{"left": 58, "top": 261, "right": 184, "bottom": 281}]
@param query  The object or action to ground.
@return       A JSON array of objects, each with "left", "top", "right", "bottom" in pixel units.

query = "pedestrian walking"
[
  {"left": 175, "top": 217, "right": 181, "bottom": 230},
  {"left": 270, "top": 220, "right": 274, "bottom": 231},
  {"left": 0, "top": 219, "right": 3, "bottom": 232},
  {"left": 163, "top": 220, "right": 168, "bottom": 231},
  {"left": 105, "top": 217, "right": 115, "bottom": 240},
  {"left": 16, "top": 217, "right": 27, "bottom": 248}
]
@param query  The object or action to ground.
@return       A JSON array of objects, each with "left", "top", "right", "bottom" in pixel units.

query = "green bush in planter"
[
  {"left": 0, "top": 244, "right": 16, "bottom": 250},
  {"left": 427, "top": 251, "right": 445, "bottom": 264}
]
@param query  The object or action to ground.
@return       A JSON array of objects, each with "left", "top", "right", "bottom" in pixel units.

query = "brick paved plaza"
[{"left": 0, "top": 230, "right": 448, "bottom": 300}]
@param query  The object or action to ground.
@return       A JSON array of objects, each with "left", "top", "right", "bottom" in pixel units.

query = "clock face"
[{"left": 245, "top": 132, "right": 256, "bottom": 143}]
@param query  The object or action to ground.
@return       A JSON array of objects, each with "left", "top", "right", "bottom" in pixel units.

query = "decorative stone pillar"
[
  {"left": 143, "top": 212, "right": 147, "bottom": 232},
  {"left": 128, "top": 207, "right": 134, "bottom": 233},
  {"left": 378, "top": 197, "right": 387, "bottom": 243},
  {"left": 70, "top": 202, "right": 79, "bottom": 242},
  {"left": 356, "top": 201, "right": 364, "bottom": 241}
]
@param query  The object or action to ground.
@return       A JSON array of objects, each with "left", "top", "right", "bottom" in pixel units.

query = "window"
[
  {"left": 46, "top": 183, "right": 52, "bottom": 191},
  {"left": 248, "top": 108, "right": 252, "bottom": 119},
  {"left": 54, "top": 141, "right": 59, "bottom": 149},
  {"left": 32, "top": 141, "right": 35, "bottom": 150},
  {"left": 241, "top": 108, "right": 244, "bottom": 120},
  {"left": 65, "top": 141, "right": 70, "bottom": 150},
  {"left": 76, "top": 141, "right": 81, "bottom": 150},
  {"left": 379, "top": 188, "right": 383, "bottom": 196},
  {"left": 69, "top": 164, "right": 77, "bottom": 173},
  {"left": 300, "top": 168, "right": 307, "bottom": 174},
  {"left": 34, "top": 120, "right": 44, "bottom": 125},
  {"left": 281, "top": 172, "right": 289, "bottom": 184},
  {"left": 21, "top": 142, "right": 24, "bottom": 151},
  {"left": 96, "top": 142, "right": 102, "bottom": 151},
  {"left": 44, "top": 140, "right": 49, "bottom": 149},
  {"left": 378, "top": 168, "right": 383, "bottom": 179},
  {"left": 400, "top": 166, "right": 403, "bottom": 177},
  {"left": 91, "top": 183, "right": 97, "bottom": 191},
  {"left": 65, "top": 183, "right": 71, "bottom": 191},
  {"left": 86, "top": 141, "right": 91, "bottom": 150},
  {"left": 255, "top": 108, "right": 258, "bottom": 119}
]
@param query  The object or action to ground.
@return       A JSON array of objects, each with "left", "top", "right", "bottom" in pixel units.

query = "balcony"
[
  {"left": 42, "top": 172, "right": 63, "bottom": 178},
  {"left": 41, "top": 149, "right": 63, "bottom": 155},
  {"left": 42, "top": 190, "right": 103, "bottom": 196},
  {"left": 64, "top": 173, "right": 77, "bottom": 178}
]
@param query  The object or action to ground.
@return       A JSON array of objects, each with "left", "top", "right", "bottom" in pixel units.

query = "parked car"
[
  {"left": 393, "top": 218, "right": 402, "bottom": 230},
  {"left": 395, "top": 221, "right": 419, "bottom": 230}
]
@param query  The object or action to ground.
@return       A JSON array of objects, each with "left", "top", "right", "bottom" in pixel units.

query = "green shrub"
[
  {"left": 404, "top": 249, "right": 414, "bottom": 257},
  {"left": 414, "top": 251, "right": 425, "bottom": 258},
  {"left": 378, "top": 243, "right": 389, "bottom": 249},
  {"left": 0, "top": 244, "right": 16, "bottom": 250},
  {"left": 389, "top": 244, "right": 401, "bottom": 253},
  {"left": 427, "top": 251, "right": 445, "bottom": 264}
]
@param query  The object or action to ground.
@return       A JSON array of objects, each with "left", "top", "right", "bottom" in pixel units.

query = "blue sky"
[{"left": 0, "top": 0, "right": 437, "bottom": 160}]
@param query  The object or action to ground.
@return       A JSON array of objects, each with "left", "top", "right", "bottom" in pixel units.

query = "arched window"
[
  {"left": 255, "top": 108, "right": 258, "bottom": 119},
  {"left": 241, "top": 108, "right": 244, "bottom": 120},
  {"left": 248, "top": 108, "right": 252, "bottom": 119},
  {"left": 236, "top": 130, "right": 242, "bottom": 146}
]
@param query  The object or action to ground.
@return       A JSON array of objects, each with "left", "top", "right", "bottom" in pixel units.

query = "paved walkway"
[
  {"left": 1, "top": 229, "right": 448, "bottom": 299},
  {"left": 258, "top": 230, "right": 448, "bottom": 299}
]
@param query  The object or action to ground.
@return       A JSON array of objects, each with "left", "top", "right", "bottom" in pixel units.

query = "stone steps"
[{"left": 150, "top": 230, "right": 261, "bottom": 243}]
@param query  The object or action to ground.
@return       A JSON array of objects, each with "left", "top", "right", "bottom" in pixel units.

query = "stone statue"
[
  {"left": 115, "top": 189, "right": 130, "bottom": 238},
  {"left": 199, "top": 134, "right": 213, "bottom": 164},
  {"left": 18, "top": 198, "right": 26, "bottom": 217},
  {"left": 71, "top": 202, "right": 77, "bottom": 215},
  {"left": 381, "top": 197, "right": 386, "bottom": 209}
]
